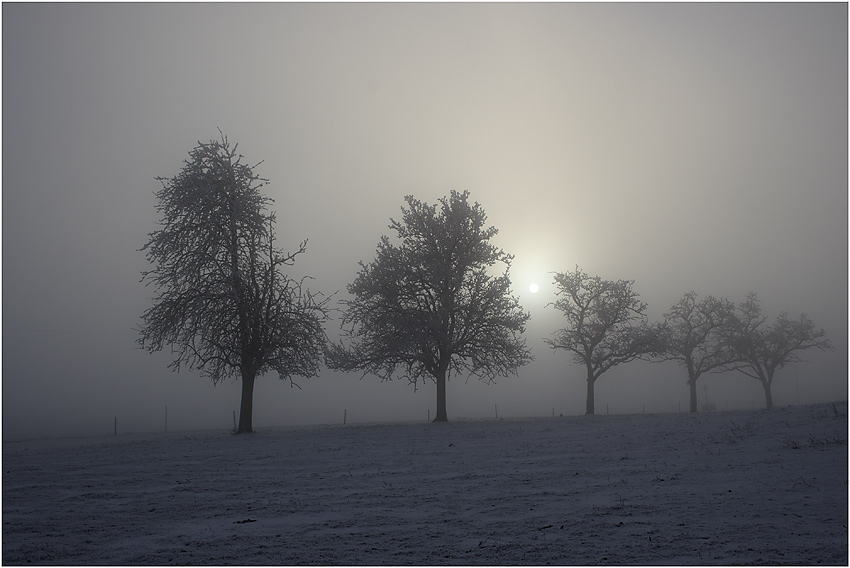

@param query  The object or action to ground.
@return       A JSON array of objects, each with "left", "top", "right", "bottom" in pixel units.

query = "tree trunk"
[
  {"left": 689, "top": 378, "right": 698, "bottom": 413},
  {"left": 762, "top": 379, "right": 774, "bottom": 410},
  {"left": 434, "top": 370, "right": 449, "bottom": 422},
  {"left": 585, "top": 376, "right": 595, "bottom": 415},
  {"left": 236, "top": 369, "right": 256, "bottom": 433}
]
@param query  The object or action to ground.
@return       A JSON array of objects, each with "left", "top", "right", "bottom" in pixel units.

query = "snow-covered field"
[{"left": 3, "top": 403, "right": 847, "bottom": 565}]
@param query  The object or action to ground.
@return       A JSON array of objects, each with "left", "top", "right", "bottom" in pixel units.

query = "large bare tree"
[
  {"left": 138, "top": 132, "right": 329, "bottom": 433},
  {"left": 661, "top": 292, "right": 737, "bottom": 412},
  {"left": 546, "top": 266, "right": 662, "bottom": 415},
  {"left": 327, "top": 190, "right": 532, "bottom": 422},
  {"left": 725, "top": 292, "right": 832, "bottom": 410}
]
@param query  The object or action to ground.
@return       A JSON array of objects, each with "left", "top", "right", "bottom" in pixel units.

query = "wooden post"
[
  {"left": 428, "top": 409, "right": 430, "bottom": 422},
  {"left": 233, "top": 410, "right": 237, "bottom": 431},
  {"left": 165, "top": 405, "right": 168, "bottom": 432},
  {"left": 552, "top": 407, "right": 555, "bottom": 418},
  {"left": 344, "top": 409, "right": 347, "bottom": 425},
  {"left": 495, "top": 404, "right": 498, "bottom": 419},
  {"left": 606, "top": 403, "right": 609, "bottom": 416},
  {"left": 114, "top": 416, "right": 117, "bottom": 436}
]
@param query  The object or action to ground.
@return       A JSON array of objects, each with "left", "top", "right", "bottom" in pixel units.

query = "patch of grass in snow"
[{"left": 806, "top": 434, "right": 845, "bottom": 447}]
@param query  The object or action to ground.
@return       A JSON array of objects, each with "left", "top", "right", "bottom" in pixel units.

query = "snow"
[{"left": 3, "top": 403, "right": 847, "bottom": 565}]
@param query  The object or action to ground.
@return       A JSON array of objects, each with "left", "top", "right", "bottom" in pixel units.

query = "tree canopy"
[
  {"left": 546, "top": 266, "right": 662, "bottom": 415},
  {"left": 662, "top": 292, "right": 737, "bottom": 412},
  {"left": 138, "top": 132, "right": 329, "bottom": 433},
  {"left": 725, "top": 293, "right": 832, "bottom": 410},
  {"left": 327, "top": 190, "right": 532, "bottom": 421}
]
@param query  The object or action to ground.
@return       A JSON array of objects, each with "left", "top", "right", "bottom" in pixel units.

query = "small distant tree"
[
  {"left": 725, "top": 292, "right": 832, "bottom": 410},
  {"left": 661, "top": 292, "right": 737, "bottom": 413},
  {"left": 546, "top": 266, "right": 662, "bottom": 415},
  {"left": 138, "top": 132, "right": 329, "bottom": 434},
  {"left": 327, "top": 190, "right": 532, "bottom": 422}
]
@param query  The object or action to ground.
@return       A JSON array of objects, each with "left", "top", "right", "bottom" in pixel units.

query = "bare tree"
[
  {"left": 327, "top": 190, "right": 532, "bottom": 422},
  {"left": 138, "top": 132, "right": 329, "bottom": 434},
  {"left": 725, "top": 292, "right": 832, "bottom": 410},
  {"left": 546, "top": 266, "right": 662, "bottom": 415},
  {"left": 661, "top": 292, "right": 737, "bottom": 413}
]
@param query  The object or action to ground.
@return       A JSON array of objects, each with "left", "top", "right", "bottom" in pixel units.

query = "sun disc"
[{"left": 529, "top": 283, "right": 540, "bottom": 294}]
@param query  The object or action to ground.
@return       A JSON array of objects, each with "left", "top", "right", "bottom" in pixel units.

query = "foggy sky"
[{"left": 3, "top": 3, "right": 847, "bottom": 441}]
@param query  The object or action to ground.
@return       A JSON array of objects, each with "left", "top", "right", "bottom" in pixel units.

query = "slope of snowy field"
[{"left": 3, "top": 402, "right": 847, "bottom": 565}]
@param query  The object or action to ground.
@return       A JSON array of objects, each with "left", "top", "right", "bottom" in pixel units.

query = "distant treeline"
[{"left": 138, "top": 133, "right": 832, "bottom": 432}]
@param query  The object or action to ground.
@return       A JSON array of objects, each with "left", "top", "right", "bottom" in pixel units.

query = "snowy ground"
[{"left": 3, "top": 403, "right": 847, "bottom": 565}]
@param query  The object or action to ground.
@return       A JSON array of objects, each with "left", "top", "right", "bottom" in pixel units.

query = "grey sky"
[{"left": 3, "top": 3, "right": 846, "bottom": 440}]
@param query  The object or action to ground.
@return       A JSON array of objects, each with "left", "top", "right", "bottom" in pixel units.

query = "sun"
[{"left": 529, "top": 283, "right": 540, "bottom": 294}]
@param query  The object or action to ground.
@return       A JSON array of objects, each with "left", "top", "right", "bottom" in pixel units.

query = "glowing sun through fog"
[{"left": 529, "top": 283, "right": 540, "bottom": 294}]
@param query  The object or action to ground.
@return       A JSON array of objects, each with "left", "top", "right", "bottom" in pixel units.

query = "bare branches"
[
  {"left": 661, "top": 291, "right": 738, "bottom": 412},
  {"left": 545, "top": 277, "right": 832, "bottom": 413},
  {"left": 721, "top": 293, "right": 833, "bottom": 409},
  {"left": 328, "top": 191, "right": 532, "bottom": 419},
  {"left": 546, "top": 266, "right": 662, "bottom": 414},
  {"left": 138, "top": 133, "right": 328, "bottom": 432}
]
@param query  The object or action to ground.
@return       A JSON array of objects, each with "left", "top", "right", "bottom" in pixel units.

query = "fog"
[{"left": 3, "top": 3, "right": 846, "bottom": 441}]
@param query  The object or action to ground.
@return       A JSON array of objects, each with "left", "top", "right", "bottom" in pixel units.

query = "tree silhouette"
[
  {"left": 661, "top": 292, "right": 737, "bottom": 412},
  {"left": 546, "top": 266, "right": 662, "bottom": 415},
  {"left": 725, "top": 292, "right": 832, "bottom": 410},
  {"left": 138, "top": 132, "right": 329, "bottom": 433},
  {"left": 327, "top": 190, "right": 532, "bottom": 422}
]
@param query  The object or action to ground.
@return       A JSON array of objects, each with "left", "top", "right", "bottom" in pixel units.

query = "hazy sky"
[{"left": 3, "top": 3, "right": 847, "bottom": 441}]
